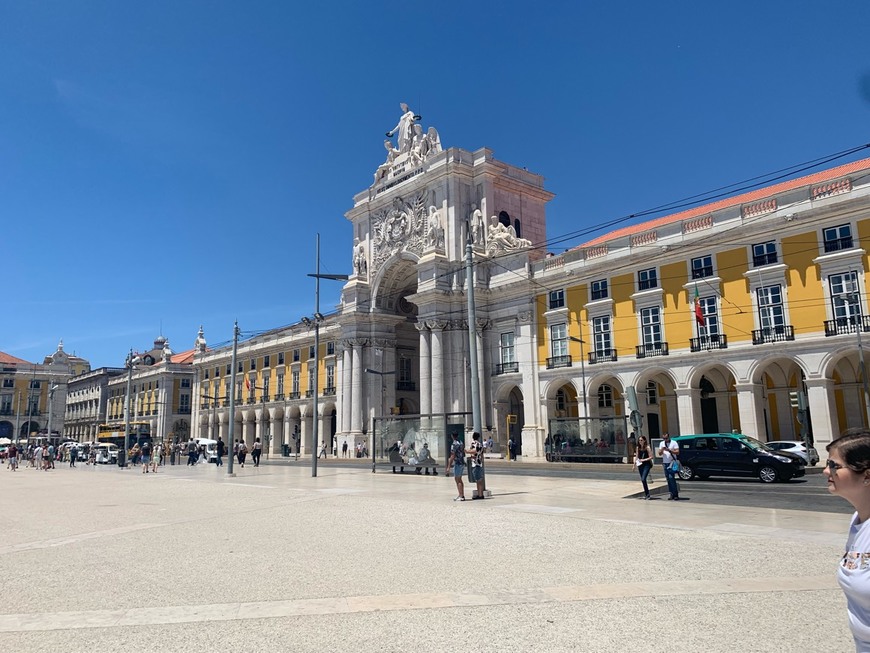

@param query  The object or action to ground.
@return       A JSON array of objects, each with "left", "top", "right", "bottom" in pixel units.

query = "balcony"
[
  {"left": 246, "top": 397, "right": 256, "bottom": 405},
  {"left": 178, "top": 407, "right": 191, "bottom": 415},
  {"left": 222, "top": 399, "right": 232, "bottom": 408},
  {"left": 200, "top": 401, "right": 211, "bottom": 410},
  {"left": 495, "top": 362, "right": 519, "bottom": 375},
  {"left": 323, "top": 387, "right": 336, "bottom": 396},
  {"left": 690, "top": 334, "right": 728, "bottom": 352},
  {"left": 274, "top": 392, "right": 285, "bottom": 401},
  {"left": 588, "top": 349, "right": 617, "bottom": 365},
  {"left": 396, "top": 381, "right": 415, "bottom": 391},
  {"left": 824, "top": 236, "right": 854, "bottom": 253},
  {"left": 636, "top": 342, "right": 669, "bottom": 359},
  {"left": 305, "top": 390, "right": 314, "bottom": 398},
  {"left": 825, "top": 315, "right": 870, "bottom": 337},
  {"left": 0, "top": 408, "right": 12, "bottom": 416},
  {"left": 546, "top": 355, "right": 572, "bottom": 369},
  {"left": 752, "top": 325, "right": 795, "bottom": 345},
  {"left": 262, "top": 394, "right": 271, "bottom": 402},
  {"left": 288, "top": 392, "right": 300, "bottom": 399}
]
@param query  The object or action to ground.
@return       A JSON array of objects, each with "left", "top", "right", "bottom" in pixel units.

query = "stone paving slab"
[{"left": 0, "top": 460, "right": 853, "bottom": 651}]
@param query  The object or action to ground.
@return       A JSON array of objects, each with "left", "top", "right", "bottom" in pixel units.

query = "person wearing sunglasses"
[{"left": 826, "top": 428, "right": 870, "bottom": 651}]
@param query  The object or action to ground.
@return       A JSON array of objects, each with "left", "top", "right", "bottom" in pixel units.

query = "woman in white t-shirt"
[{"left": 827, "top": 429, "right": 870, "bottom": 652}]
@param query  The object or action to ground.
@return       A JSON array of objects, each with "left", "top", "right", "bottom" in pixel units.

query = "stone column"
[
  {"left": 341, "top": 342, "right": 352, "bottom": 436},
  {"left": 805, "top": 377, "right": 837, "bottom": 458},
  {"left": 299, "top": 408, "right": 310, "bottom": 456},
  {"left": 429, "top": 321, "right": 446, "bottom": 415},
  {"left": 735, "top": 382, "right": 767, "bottom": 441},
  {"left": 675, "top": 387, "right": 701, "bottom": 436},
  {"left": 416, "top": 324, "right": 431, "bottom": 417},
  {"left": 350, "top": 340, "right": 364, "bottom": 434},
  {"left": 283, "top": 414, "right": 291, "bottom": 457}
]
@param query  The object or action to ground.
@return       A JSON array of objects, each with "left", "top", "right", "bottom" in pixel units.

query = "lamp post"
[
  {"left": 120, "top": 350, "right": 141, "bottom": 468},
  {"left": 13, "top": 390, "right": 22, "bottom": 445},
  {"left": 46, "top": 384, "right": 59, "bottom": 444},
  {"left": 305, "top": 232, "right": 348, "bottom": 478},
  {"left": 365, "top": 367, "right": 395, "bottom": 472},
  {"left": 568, "top": 336, "right": 588, "bottom": 418}
]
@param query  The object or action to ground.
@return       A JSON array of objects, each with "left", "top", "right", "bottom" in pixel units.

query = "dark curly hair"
[{"left": 827, "top": 429, "right": 870, "bottom": 474}]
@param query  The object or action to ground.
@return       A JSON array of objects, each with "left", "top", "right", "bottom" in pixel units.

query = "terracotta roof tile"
[
  {"left": 580, "top": 157, "right": 870, "bottom": 248},
  {"left": 170, "top": 349, "right": 196, "bottom": 365},
  {"left": 0, "top": 351, "right": 31, "bottom": 366}
]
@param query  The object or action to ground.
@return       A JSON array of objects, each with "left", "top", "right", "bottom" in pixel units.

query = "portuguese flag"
[{"left": 694, "top": 285, "right": 705, "bottom": 327}]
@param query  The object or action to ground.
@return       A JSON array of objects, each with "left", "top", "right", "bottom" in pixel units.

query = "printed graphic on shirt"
[{"left": 842, "top": 551, "right": 870, "bottom": 571}]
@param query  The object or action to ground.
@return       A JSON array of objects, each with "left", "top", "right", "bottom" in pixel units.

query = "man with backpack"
[{"left": 186, "top": 439, "right": 198, "bottom": 466}]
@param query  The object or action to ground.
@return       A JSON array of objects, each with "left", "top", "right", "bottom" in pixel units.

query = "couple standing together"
[
  {"left": 635, "top": 433, "right": 681, "bottom": 500},
  {"left": 448, "top": 432, "right": 485, "bottom": 501}
]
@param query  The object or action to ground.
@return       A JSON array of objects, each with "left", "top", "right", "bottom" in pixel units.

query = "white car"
[{"left": 766, "top": 440, "right": 819, "bottom": 466}]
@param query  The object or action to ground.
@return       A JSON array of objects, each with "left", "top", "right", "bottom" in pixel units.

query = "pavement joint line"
[
  {"left": 0, "top": 523, "right": 164, "bottom": 555},
  {"left": 0, "top": 575, "right": 838, "bottom": 633}
]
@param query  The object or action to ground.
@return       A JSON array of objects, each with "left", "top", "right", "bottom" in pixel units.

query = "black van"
[{"left": 673, "top": 433, "right": 806, "bottom": 483}]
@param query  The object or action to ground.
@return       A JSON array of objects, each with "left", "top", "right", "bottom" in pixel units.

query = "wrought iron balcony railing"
[
  {"left": 751, "top": 325, "right": 795, "bottom": 345},
  {"left": 690, "top": 334, "right": 728, "bottom": 352},
  {"left": 546, "top": 355, "right": 572, "bottom": 369},
  {"left": 824, "top": 316, "right": 870, "bottom": 337},
  {"left": 588, "top": 349, "right": 617, "bottom": 365},
  {"left": 495, "top": 362, "right": 519, "bottom": 375},
  {"left": 636, "top": 342, "right": 669, "bottom": 359}
]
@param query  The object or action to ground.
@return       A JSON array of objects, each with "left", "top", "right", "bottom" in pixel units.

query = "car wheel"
[
  {"left": 678, "top": 465, "right": 695, "bottom": 481},
  {"left": 759, "top": 466, "right": 778, "bottom": 483}
]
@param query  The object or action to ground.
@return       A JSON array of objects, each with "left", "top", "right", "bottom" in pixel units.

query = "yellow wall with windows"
[
  {"left": 717, "top": 248, "right": 753, "bottom": 344},
  {"left": 661, "top": 261, "right": 690, "bottom": 348},
  {"left": 568, "top": 284, "right": 588, "bottom": 357},
  {"left": 782, "top": 232, "right": 823, "bottom": 335},
  {"left": 611, "top": 273, "right": 636, "bottom": 357}
]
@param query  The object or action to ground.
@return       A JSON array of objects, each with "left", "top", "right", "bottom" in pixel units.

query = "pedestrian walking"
[
  {"left": 318, "top": 442, "right": 327, "bottom": 459},
  {"left": 47, "top": 444, "right": 56, "bottom": 469},
  {"left": 7, "top": 444, "right": 18, "bottom": 471},
  {"left": 448, "top": 433, "right": 466, "bottom": 502},
  {"left": 140, "top": 440, "right": 152, "bottom": 473},
  {"left": 825, "top": 428, "right": 870, "bottom": 652},
  {"left": 508, "top": 437, "right": 516, "bottom": 461},
  {"left": 635, "top": 435, "right": 653, "bottom": 499},
  {"left": 216, "top": 437, "right": 225, "bottom": 466},
  {"left": 658, "top": 433, "right": 681, "bottom": 501},
  {"left": 186, "top": 439, "right": 198, "bottom": 466},
  {"left": 237, "top": 440, "right": 247, "bottom": 467},
  {"left": 151, "top": 442, "right": 161, "bottom": 473},
  {"left": 468, "top": 432, "right": 485, "bottom": 499},
  {"left": 342, "top": 441, "right": 348, "bottom": 458},
  {"left": 252, "top": 437, "right": 262, "bottom": 467},
  {"left": 69, "top": 444, "right": 78, "bottom": 468}
]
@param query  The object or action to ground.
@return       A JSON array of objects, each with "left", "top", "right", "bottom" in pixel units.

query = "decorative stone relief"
[
  {"left": 352, "top": 241, "right": 368, "bottom": 278},
  {"left": 485, "top": 215, "right": 532, "bottom": 257},
  {"left": 371, "top": 191, "right": 428, "bottom": 274},
  {"left": 424, "top": 206, "right": 445, "bottom": 251},
  {"left": 470, "top": 206, "right": 486, "bottom": 247}
]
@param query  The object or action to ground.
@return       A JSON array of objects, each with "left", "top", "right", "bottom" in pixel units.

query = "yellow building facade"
[{"left": 530, "top": 158, "right": 870, "bottom": 458}]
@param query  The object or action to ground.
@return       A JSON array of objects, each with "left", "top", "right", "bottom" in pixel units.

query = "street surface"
[{"left": 0, "top": 457, "right": 854, "bottom": 652}]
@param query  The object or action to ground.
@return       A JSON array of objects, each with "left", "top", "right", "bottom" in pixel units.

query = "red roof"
[
  {"left": 170, "top": 348, "right": 196, "bottom": 365},
  {"left": 0, "top": 351, "right": 31, "bottom": 366},
  {"left": 581, "top": 156, "right": 870, "bottom": 248}
]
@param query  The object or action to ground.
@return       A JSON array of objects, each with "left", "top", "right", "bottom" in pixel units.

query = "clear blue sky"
[{"left": 3, "top": 1, "right": 869, "bottom": 367}]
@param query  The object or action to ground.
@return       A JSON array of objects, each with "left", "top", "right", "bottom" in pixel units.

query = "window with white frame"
[
  {"left": 697, "top": 296, "right": 720, "bottom": 337},
  {"left": 179, "top": 394, "right": 190, "bottom": 412},
  {"left": 224, "top": 380, "right": 230, "bottom": 400},
  {"left": 640, "top": 306, "right": 662, "bottom": 345},
  {"left": 752, "top": 241, "right": 778, "bottom": 267},
  {"left": 550, "top": 324, "right": 568, "bottom": 357},
  {"left": 638, "top": 268, "right": 658, "bottom": 291},
  {"left": 263, "top": 377, "right": 270, "bottom": 398},
  {"left": 590, "top": 279, "right": 608, "bottom": 300},
  {"left": 500, "top": 332, "right": 516, "bottom": 364},
  {"left": 549, "top": 289, "right": 565, "bottom": 309},
  {"left": 824, "top": 224, "right": 853, "bottom": 253},
  {"left": 291, "top": 371, "right": 300, "bottom": 395},
  {"left": 277, "top": 374, "right": 284, "bottom": 396},
  {"left": 327, "top": 341, "right": 335, "bottom": 356},
  {"left": 691, "top": 255, "right": 714, "bottom": 279},
  {"left": 830, "top": 271, "right": 860, "bottom": 322},
  {"left": 598, "top": 384, "right": 613, "bottom": 408},
  {"left": 757, "top": 285, "right": 786, "bottom": 332},
  {"left": 326, "top": 364, "right": 335, "bottom": 389},
  {"left": 592, "top": 316, "right": 611, "bottom": 354}
]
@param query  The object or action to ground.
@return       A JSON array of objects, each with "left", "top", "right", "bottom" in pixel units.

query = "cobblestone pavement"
[{"left": 0, "top": 459, "right": 852, "bottom": 652}]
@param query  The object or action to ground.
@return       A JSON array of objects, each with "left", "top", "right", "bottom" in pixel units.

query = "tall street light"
[
  {"left": 305, "top": 233, "right": 348, "bottom": 478},
  {"left": 365, "top": 367, "right": 395, "bottom": 472},
  {"left": 119, "top": 350, "right": 141, "bottom": 468},
  {"left": 568, "top": 336, "right": 588, "bottom": 418},
  {"left": 46, "top": 384, "right": 60, "bottom": 444}
]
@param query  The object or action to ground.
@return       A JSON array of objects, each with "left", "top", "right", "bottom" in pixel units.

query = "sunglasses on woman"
[{"left": 827, "top": 459, "right": 846, "bottom": 473}]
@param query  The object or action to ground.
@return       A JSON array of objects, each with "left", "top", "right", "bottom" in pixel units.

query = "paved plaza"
[{"left": 1, "top": 459, "right": 854, "bottom": 652}]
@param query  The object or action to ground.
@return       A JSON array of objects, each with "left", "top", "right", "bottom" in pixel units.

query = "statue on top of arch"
[{"left": 373, "top": 103, "right": 443, "bottom": 186}]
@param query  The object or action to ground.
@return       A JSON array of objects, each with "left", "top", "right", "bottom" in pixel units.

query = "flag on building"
[
  {"left": 694, "top": 285, "right": 705, "bottom": 326},
  {"left": 245, "top": 377, "right": 251, "bottom": 391}
]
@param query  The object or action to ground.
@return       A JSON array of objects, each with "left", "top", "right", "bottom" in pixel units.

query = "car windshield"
[{"left": 738, "top": 436, "right": 772, "bottom": 452}]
